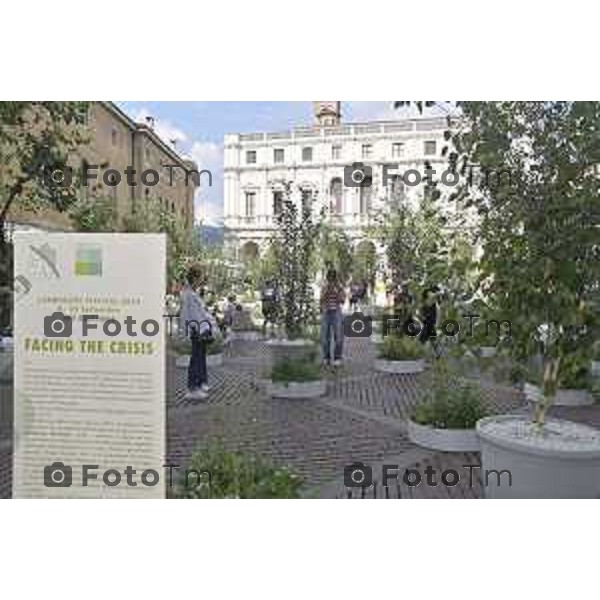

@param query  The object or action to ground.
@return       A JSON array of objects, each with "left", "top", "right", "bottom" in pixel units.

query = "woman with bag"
[{"left": 179, "top": 265, "right": 218, "bottom": 401}]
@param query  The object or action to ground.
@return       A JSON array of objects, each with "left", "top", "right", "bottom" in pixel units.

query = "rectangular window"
[
  {"left": 424, "top": 140, "right": 437, "bottom": 156},
  {"left": 274, "top": 148, "right": 284, "bottom": 163},
  {"left": 392, "top": 142, "right": 403, "bottom": 158},
  {"left": 302, "top": 147, "right": 313, "bottom": 162},
  {"left": 245, "top": 192, "right": 256, "bottom": 217},
  {"left": 332, "top": 145, "right": 341, "bottom": 160},
  {"left": 246, "top": 150, "right": 257, "bottom": 164},
  {"left": 362, "top": 144, "right": 372, "bottom": 159}
]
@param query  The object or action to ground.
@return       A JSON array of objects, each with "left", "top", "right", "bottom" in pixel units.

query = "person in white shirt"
[{"left": 179, "top": 265, "right": 217, "bottom": 401}]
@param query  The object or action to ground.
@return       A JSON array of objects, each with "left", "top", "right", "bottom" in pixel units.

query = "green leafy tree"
[
  {"left": 451, "top": 102, "right": 600, "bottom": 426},
  {"left": 68, "top": 195, "right": 118, "bottom": 232},
  {"left": 318, "top": 224, "right": 353, "bottom": 283},
  {"left": 272, "top": 182, "right": 323, "bottom": 339},
  {"left": 0, "top": 101, "right": 89, "bottom": 327}
]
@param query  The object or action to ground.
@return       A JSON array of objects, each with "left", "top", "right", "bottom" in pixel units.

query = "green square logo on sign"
[{"left": 75, "top": 245, "right": 103, "bottom": 276}]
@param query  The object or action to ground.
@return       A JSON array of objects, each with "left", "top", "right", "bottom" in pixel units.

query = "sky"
[{"left": 115, "top": 101, "right": 413, "bottom": 226}]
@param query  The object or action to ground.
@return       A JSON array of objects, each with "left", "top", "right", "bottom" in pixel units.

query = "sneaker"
[
  {"left": 333, "top": 359, "right": 343, "bottom": 367},
  {"left": 200, "top": 384, "right": 211, "bottom": 392},
  {"left": 322, "top": 359, "right": 331, "bottom": 367},
  {"left": 184, "top": 389, "right": 207, "bottom": 401}
]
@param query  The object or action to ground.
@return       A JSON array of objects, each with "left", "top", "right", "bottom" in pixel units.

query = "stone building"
[
  {"left": 5, "top": 101, "right": 198, "bottom": 234},
  {"left": 223, "top": 101, "right": 451, "bottom": 262}
]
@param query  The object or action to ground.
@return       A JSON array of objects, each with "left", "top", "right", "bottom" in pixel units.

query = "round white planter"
[
  {"left": 267, "top": 379, "right": 327, "bottom": 399},
  {"left": 407, "top": 419, "right": 480, "bottom": 452},
  {"left": 374, "top": 359, "right": 425, "bottom": 375},
  {"left": 591, "top": 360, "right": 600, "bottom": 378},
  {"left": 477, "top": 415, "right": 600, "bottom": 498},
  {"left": 480, "top": 346, "right": 497, "bottom": 358},
  {"left": 176, "top": 353, "right": 224, "bottom": 368},
  {"left": 523, "top": 382, "right": 593, "bottom": 406}
]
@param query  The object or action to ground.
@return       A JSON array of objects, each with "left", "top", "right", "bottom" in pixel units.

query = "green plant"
[
  {"left": 271, "top": 356, "right": 321, "bottom": 383},
  {"left": 378, "top": 335, "right": 426, "bottom": 361},
  {"left": 413, "top": 359, "right": 487, "bottom": 429},
  {"left": 173, "top": 445, "right": 303, "bottom": 499},
  {"left": 558, "top": 354, "right": 591, "bottom": 390},
  {"left": 272, "top": 182, "right": 323, "bottom": 339}
]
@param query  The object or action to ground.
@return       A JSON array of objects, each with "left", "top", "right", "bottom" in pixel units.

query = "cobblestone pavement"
[
  {"left": 167, "top": 336, "right": 526, "bottom": 499},
  {"left": 2, "top": 335, "right": 598, "bottom": 499}
]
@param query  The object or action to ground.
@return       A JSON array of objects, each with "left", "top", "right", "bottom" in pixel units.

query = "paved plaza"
[{"left": 2, "top": 335, "right": 598, "bottom": 499}]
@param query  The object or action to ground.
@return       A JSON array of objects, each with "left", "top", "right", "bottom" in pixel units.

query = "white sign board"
[{"left": 13, "top": 233, "right": 166, "bottom": 498}]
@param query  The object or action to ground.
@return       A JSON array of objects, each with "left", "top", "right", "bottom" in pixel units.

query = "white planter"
[
  {"left": 374, "top": 359, "right": 425, "bottom": 375},
  {"left": 176, "top": 353, "right": 223, "bottom": 368},
  {"left": 480, "top": 346, "right": 497, "bottom": 358},
  {"left": 591, "top": 361, "right": 600, "bottom": 378},
  {"left": 407, "top": 419, "right": 480, "bottom": 452},
  {"left": 267, "top": 379, "right": 327, "bottom": 399},
  {"left": 477, "top": 415, "right": 600, "bottom": 499},
  {"left": 524, "top": 383, "right": 593, "bottom": 406}
]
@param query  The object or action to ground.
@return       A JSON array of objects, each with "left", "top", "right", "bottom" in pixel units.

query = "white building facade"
[{"left": 223, "top": 102, "right": 451, "bottom": 261}]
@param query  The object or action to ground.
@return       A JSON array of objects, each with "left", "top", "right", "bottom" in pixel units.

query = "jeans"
[
  {"left": 321, "top": 308, "right": 343, "bottom": 362},
  {"left": 188, "top": 334, "right": 208, "bottom": 390}
]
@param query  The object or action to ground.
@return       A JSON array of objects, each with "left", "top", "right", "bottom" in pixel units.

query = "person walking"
[
  {"left": 320, "top": 268, "right": 345, "bottom": 367},
  {"left": 179, "top": 265, "right": 217, "bottom": 401}
]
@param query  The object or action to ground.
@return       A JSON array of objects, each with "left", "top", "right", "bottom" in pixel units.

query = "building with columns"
[{"left": 223, "top": 101, "right": 451, "bottom": 261}]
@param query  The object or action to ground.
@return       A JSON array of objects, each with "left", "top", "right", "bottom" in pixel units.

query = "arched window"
[{"left": 330, "top": 177, "right": 343, "bottom": 214}]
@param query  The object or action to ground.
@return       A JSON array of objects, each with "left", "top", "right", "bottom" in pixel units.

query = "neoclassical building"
[{"left": 223, "top": 101, "right": 450, "bottom": 261}]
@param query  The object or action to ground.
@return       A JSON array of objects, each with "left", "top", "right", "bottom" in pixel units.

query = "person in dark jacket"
[{"left": 419, "top": 287, "right": 438, "bottom": 344}]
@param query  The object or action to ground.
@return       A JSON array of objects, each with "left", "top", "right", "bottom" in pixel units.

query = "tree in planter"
[
  {"left": 451, "top": 102, "right": 600, "bottom": 427},
  {"left": 272, "top": 182, "right": 323, "bottom": 340}
]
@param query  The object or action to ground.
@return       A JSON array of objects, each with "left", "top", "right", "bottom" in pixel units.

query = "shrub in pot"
[
  {"left": 374, "top": 335, "right": 427, "bottom": 374},
  {"left": 408, "top": 359, "right": 487, "bottom": 451},
  {"left": 268, "top": 354, "right": 326, "bottom": 399},
  {"left": 172, "top": 444, "right": 303, "bottom": 499}
]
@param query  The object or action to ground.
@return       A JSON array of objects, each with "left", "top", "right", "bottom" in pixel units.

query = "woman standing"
[
  {"left": 179, "top": 265, "right": 217, "bottom": 401},
  {"left": 320, "top": 268, "right": 345, "bottom": 367}
]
